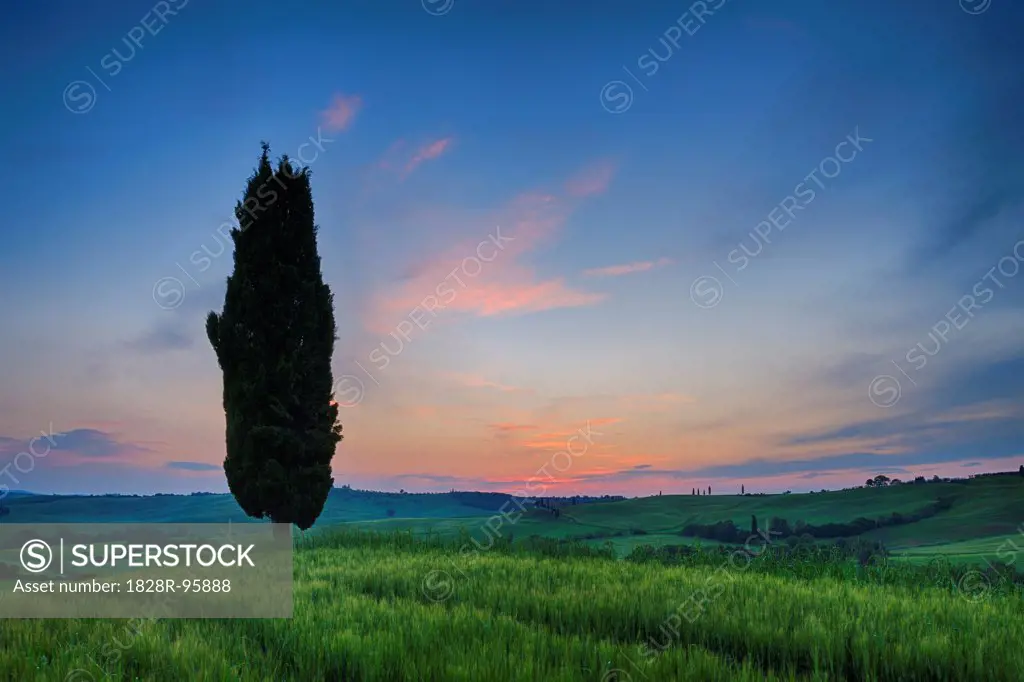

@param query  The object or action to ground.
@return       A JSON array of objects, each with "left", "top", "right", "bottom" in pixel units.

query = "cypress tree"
[{"left": 206, "top": 142, "right": 342, "bottom": 532}]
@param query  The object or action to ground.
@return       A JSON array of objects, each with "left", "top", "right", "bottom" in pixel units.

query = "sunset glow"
[{"left": 1, "top": 1, "right": 1022, "bottom": 498}]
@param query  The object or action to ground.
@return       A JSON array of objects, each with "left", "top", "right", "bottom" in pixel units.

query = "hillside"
[
  {"left": 3, "top": 474, "right": 1020, "bottom": 564},
  {"left": 557, "top": 474, "right": 1024, "bottom": 547},
  {"left": 0, "top": 488, "right": 570, "bottom": 525},
  {"left": 346, "top": 473, "right": 1024, "bottom": 562}
]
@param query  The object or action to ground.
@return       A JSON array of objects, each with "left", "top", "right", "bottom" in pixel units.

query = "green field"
[
  {"left": 896, "top": 532, "right": 1024, "bottom": 564},
  {"left": 0, "top": 529, "right": 1020, "bottom": 681},
  {"left": 1, "top": 474, "right": 1022, "bottom": 679},
  {"left": 339, "top": 474, "right": 1024, "bottom": 564},
  {"left": 4, "top": 474, "right": 1022, "bottom": 566}
]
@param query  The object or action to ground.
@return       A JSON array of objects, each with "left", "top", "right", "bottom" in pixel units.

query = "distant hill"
[
  {"left": 0, "top": 486, "right": 614, "bottom": 525},
  {"left": 543, "top": 472, "right": 1024, "bottom": 545},
  {"left": 3, "top": 474, "right": 1021, "bottom": 567},
  {"left": 335, "top": 471, "right": 1024, "bottom": 565}
]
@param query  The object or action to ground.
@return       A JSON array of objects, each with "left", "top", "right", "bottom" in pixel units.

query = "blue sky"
[{"left": 1, "top": 0, "right": 1022, "bottom": 497}]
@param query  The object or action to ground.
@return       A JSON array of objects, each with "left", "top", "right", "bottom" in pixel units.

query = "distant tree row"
[
  {"left": 867, "top": 469, "right": 1024, "bottom": 487},
  {"left": 679, "top": 497, "right": 953, "bottom": 543},
  {"left": 867, "top": 474, "right": 944, "bottom": 487}
]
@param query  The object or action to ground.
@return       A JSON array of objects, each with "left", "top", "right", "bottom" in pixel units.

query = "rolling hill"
[{"left": 2, "top": 473, "right": 1020, "bottom": 564}]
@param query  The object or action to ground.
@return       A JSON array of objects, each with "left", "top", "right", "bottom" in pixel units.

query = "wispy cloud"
[
  {"left": 634, "top": 451, "right": 1024, "bottom": 482},
  {"left": 501, "top": 417, "right": 621, "bottom": 452},
  {"left": 364, "top": 169, "right": 611, "bottom": 332},
  {"left": 320, "top": 93, "right": 362, "bottom": 132},
  {"left": 564, "top": 160, "right": 616, "bottom": 198},
  {"left": 374, "top": 137, "right": 454, "bottom": 179},
  {"left": 166, "top": 461, "right": 220, "bottom": 472},
  {"left": 404, "top": 137, "right": 453, "bottom": 176},
  {"left": 487, "top": 422, "right": 538, "bottom": 432},
  {"left": 583, "top": 257, "right": 673, "bottom": 278},
  {"left": 0, "top": 428, "right": 152, "bottom": 461},
  {"left": 403, "top": 405, "right": 439, "bottom": 419},
  {"left": 590, "top": 417, "right": 624, "bottom": 426},
  {"left": 902, "top": 64, "right": 1024, "bottom": 271},
  {"left": 451, "top": 373, "right": 531, "bottom": 394},
  {"left": 124, "top": 322, "right": 194, "bottom": 353}
]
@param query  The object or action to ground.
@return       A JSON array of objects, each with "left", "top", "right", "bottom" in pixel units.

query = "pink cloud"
[
  {"left": 321, "top": 93, "right": 362, "bottom": 132},
  {"left": 481, "top": 415, "right": 622, "bottom": 451},
  {"left": 374, "top": 137, "right": 454, "bottom": 179},
  {"left": 404, "top": 137, "right": 453, "bottom": 176},
  {"left": 363, "top": 173, "right": 612, "bottom": 333},
  {"left": 589, "top": 417, "right": 623, "bottom": 426},
  {"left": 520, "top": 439, "right": 571, "bottom": 450},
  {"left": 375, "top": 139, "right": 407, "bottom": 171},
  {"left": 400, "top": 404, "right": 438, "bottom": 419},
  {"left": 583, "top": 257, "right": 673, "bottom": 278},
  {"left": 564, "top": 160, "right": 616, "bottom": 198},
  {"left": 454, "top": 278, "right": 606, "bottom": 317},
  {"left": 451, "top": 373, "right": 531, "bottom": 393},
  {"left": 488, "top": 422, "right": 538, "bottom": 432}
]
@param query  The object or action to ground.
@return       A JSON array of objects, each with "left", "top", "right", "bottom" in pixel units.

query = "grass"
[
  {"left": 577, "top": 532, "right": 731, "bottom": 557},
  {"left": 1, "top": 529, "right": 1022, "bottom": 681},
  {"left": 338, "top": 474, "right": 1024, "bottom": 566},
  {"left": 559, "top": 475, "right": 1024, "bottom": 545},
  {"left": 1, "top": 474, "right": 1021, "bottom": 679},
  {"left": 7, "top": 474, "right": 1021, "bottom": 559},
  {"left": 896, "top": 531, "right": 1024, "bottom": 565}
]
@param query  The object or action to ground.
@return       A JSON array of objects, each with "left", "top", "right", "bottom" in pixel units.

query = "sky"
[{"left": 1, "top": 0, "right": 1023, "bottom": 498}]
